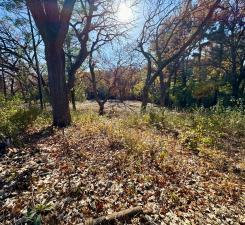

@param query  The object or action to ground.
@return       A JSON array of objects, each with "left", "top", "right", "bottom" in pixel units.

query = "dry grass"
[{"left": 0, "top": 101, "right": 244, "bottom": 224}]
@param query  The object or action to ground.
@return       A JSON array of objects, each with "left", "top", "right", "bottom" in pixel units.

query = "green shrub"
[{"left": 0, "top": 95, "right": 41, "bottom": 142}]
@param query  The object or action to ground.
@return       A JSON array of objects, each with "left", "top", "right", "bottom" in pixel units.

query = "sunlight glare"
[{"left": 117, "top": 3, "right": 133, "bottom": 22}]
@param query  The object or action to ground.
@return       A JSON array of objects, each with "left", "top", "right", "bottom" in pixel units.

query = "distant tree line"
[{"left": 141, "top": 0, "right": 244, "bottom": 108}]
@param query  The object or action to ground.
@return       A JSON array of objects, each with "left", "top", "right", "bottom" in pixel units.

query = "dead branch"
[{"left": 85, "top": 206, "right": 143, "bottom": 225}]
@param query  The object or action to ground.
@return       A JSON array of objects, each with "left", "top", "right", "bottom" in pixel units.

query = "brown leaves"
[{"left": 0, "top": 109, "right": 244, "bottom": 224}]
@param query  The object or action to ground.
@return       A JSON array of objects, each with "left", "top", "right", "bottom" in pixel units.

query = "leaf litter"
[{"left": 0, "top": 112, "right": 244, "bottom": 225}]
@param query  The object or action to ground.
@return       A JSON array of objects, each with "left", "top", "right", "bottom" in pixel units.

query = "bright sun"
[{"left": 117, "top": 3, "right": 133, "bottom": 22}]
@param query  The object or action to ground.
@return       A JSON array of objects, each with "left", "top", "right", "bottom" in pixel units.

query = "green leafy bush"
[{"left": 0, "top": 95, "right": 41, "bottom": 142}]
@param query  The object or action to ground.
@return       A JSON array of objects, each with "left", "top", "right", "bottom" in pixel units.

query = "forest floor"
[{"left": 0, "top": 101, "right": 244, "bottom": 225}]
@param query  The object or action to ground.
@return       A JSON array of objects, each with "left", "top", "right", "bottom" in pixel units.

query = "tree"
[
  {"left": 211, "top": 0, "right": 245, "bottom": 99},
  {"left": 88, "top": 52, "right": 115, "bottom": 115},
  {"left": 87, "top": 48, "right": 129, "bottom": 115},
  {"left": 137, "top": 0, "right": 221, "bottom": 111},
  {"left": 26, "top": 0, "right": 76, "bottom": 127},
  {"left": 186, "top": 0, "right": 245, "bottom": 104},
  {"left": 67, "top": 0, "right": 128, "bottom": 110},
  {"left": 27, "top": 7, "right": 43, "bottom": 109},
  {"left": 0, "top": 1, "right": 47, "bottom": 106},
  {"left": 0, "top": 16, "right": 43, "bottom": 103}
]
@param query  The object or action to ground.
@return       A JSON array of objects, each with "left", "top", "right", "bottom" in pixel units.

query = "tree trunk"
[
  {"left": 70, "top": 89, "right": 76, "bottom": 111},
  {"left": 159, "top": 71, "right": 166, "bottom": 107},
  {"left": 232, "top": 81, "right": 239, "bottom": 99},
  {"left": 198, "top": 41, "right": 203, "bottom": 81},
  {"left": 172, "top": 68, "right": 177, "bottom": 96},
  {"left": 10, "top": 78, "right": 14, "bottom": 96},
  {"left": 165, "top": 72, "right": 172, "bottom": 107},
  {"left": 231, "top": 71, "right": 239, "bottom": 99},
  {"left": 19, "top": 82, "right": 27, "bottom": 103},
  {"left": 212, "top": 89, "right": 218, "bottom": 106},
  {"left": 26, "top": 0, "right": 76, "bottom": 126},
  {"left": 240, "top": 80, "right": 245, "bottom": 96},
  {"left": 45, "top": 45, "right": 71, "bottom": 127},
  {"left": 98, "top": 102, "right": 105, "bottom": 115},
  {"left": 141, "top": 85, "right": 149, "bottom": 113}
]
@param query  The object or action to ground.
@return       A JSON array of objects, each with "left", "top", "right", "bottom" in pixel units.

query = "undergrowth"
[
  {"left": 69, "top": 105, "right": 244, "bottom": 163},
  {"left": 0, "top": 96, "right": 42, "bottom": 143},
  {"left": 147, "top": 106, "right": 244, "bottom": 147},
  {"left": 71, "top": 105, "right": 244, "bottom": 170},
  {"left": 1, "top": 103, "right": 244, "bottom": 224},
  {"left": 2, "top": 98, "right": 243, "bottom": 167}
]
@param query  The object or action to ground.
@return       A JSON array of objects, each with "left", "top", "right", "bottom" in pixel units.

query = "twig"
[{"left": 85, "top": 206, "right": 143, "bottom": 225}]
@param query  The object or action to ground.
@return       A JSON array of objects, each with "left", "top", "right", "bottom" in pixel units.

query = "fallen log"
[{"left": 85, "top": 206, "right": 143, "bottom": 225}]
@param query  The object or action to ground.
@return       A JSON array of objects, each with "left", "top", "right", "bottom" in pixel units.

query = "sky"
[{"left": 0, "top": 0, "right": 146, "bottom": 69}]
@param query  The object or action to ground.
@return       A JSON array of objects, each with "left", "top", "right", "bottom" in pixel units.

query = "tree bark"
[
  {"left": 71, "top": 89, "right": 76, "bottom": 111},
  {"left": 141, "top": 85, "right": 149, "bottom": 113},
  {"left": 240, "top": 80, "right": 245, "bottom": 96},
  {"left": 26, "top": 0, "right": 75, "bottom": 127},
  {"left": 231, "top": 81, "right": 239, "bottom": 99},
  {"left": 165, "top": 70, "right": 173, "bottom": 107},
  {"left": 89, "top": 55, "right": 109, "bottom": 115},
  {"left": 159, "top": 71, "right": 166, "bottom": 107},
  {"left": 19, "top": 82, "right": 27, "bottom": 103},
  {"left": 98, "top": 102, "right": 105, "bottom": 115},
  {"left": 10, "top": 78, "right": 14, "bottom": 96},
  {"left": 45, "top": 45, "right": 71, "bottom": 127},
  {"left": 141, "top": 55, "right": 152, "bottom": 112}
]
